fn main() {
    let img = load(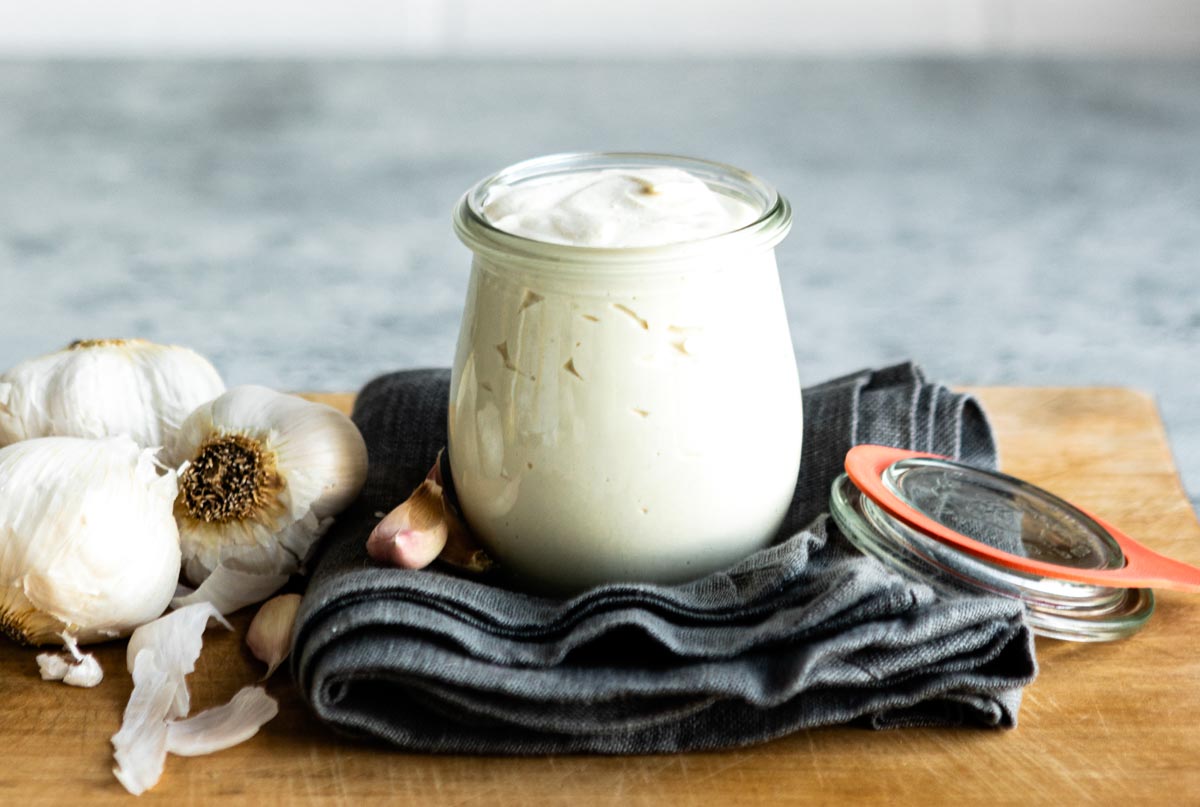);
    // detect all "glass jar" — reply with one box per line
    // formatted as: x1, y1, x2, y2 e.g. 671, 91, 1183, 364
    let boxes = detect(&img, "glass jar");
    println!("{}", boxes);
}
449, 153, 800, 592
